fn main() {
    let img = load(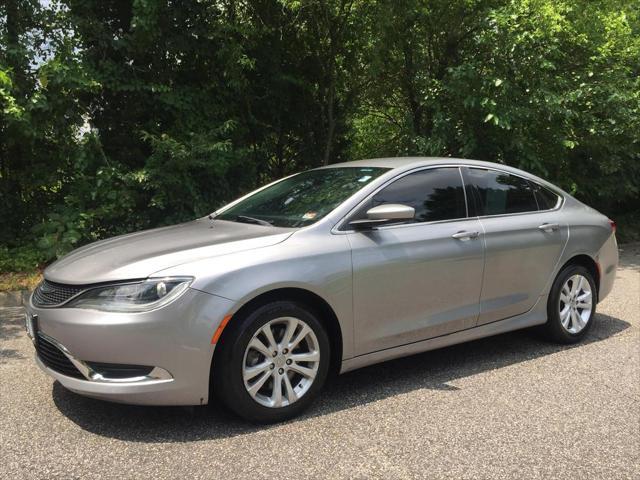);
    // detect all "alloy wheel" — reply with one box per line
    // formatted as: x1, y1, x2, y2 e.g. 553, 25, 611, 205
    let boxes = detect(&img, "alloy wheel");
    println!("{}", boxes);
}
242, 316, 320, 408
558, 274, 593, 334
